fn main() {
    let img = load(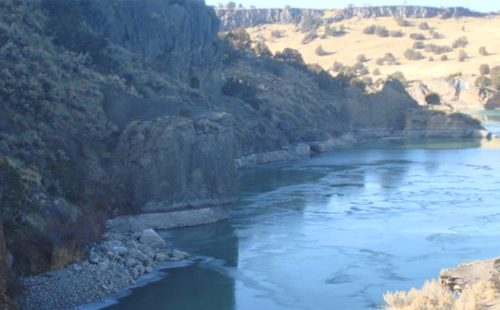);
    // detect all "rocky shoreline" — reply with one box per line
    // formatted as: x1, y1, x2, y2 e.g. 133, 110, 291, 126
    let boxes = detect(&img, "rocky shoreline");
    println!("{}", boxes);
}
17, 224, 189, 310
